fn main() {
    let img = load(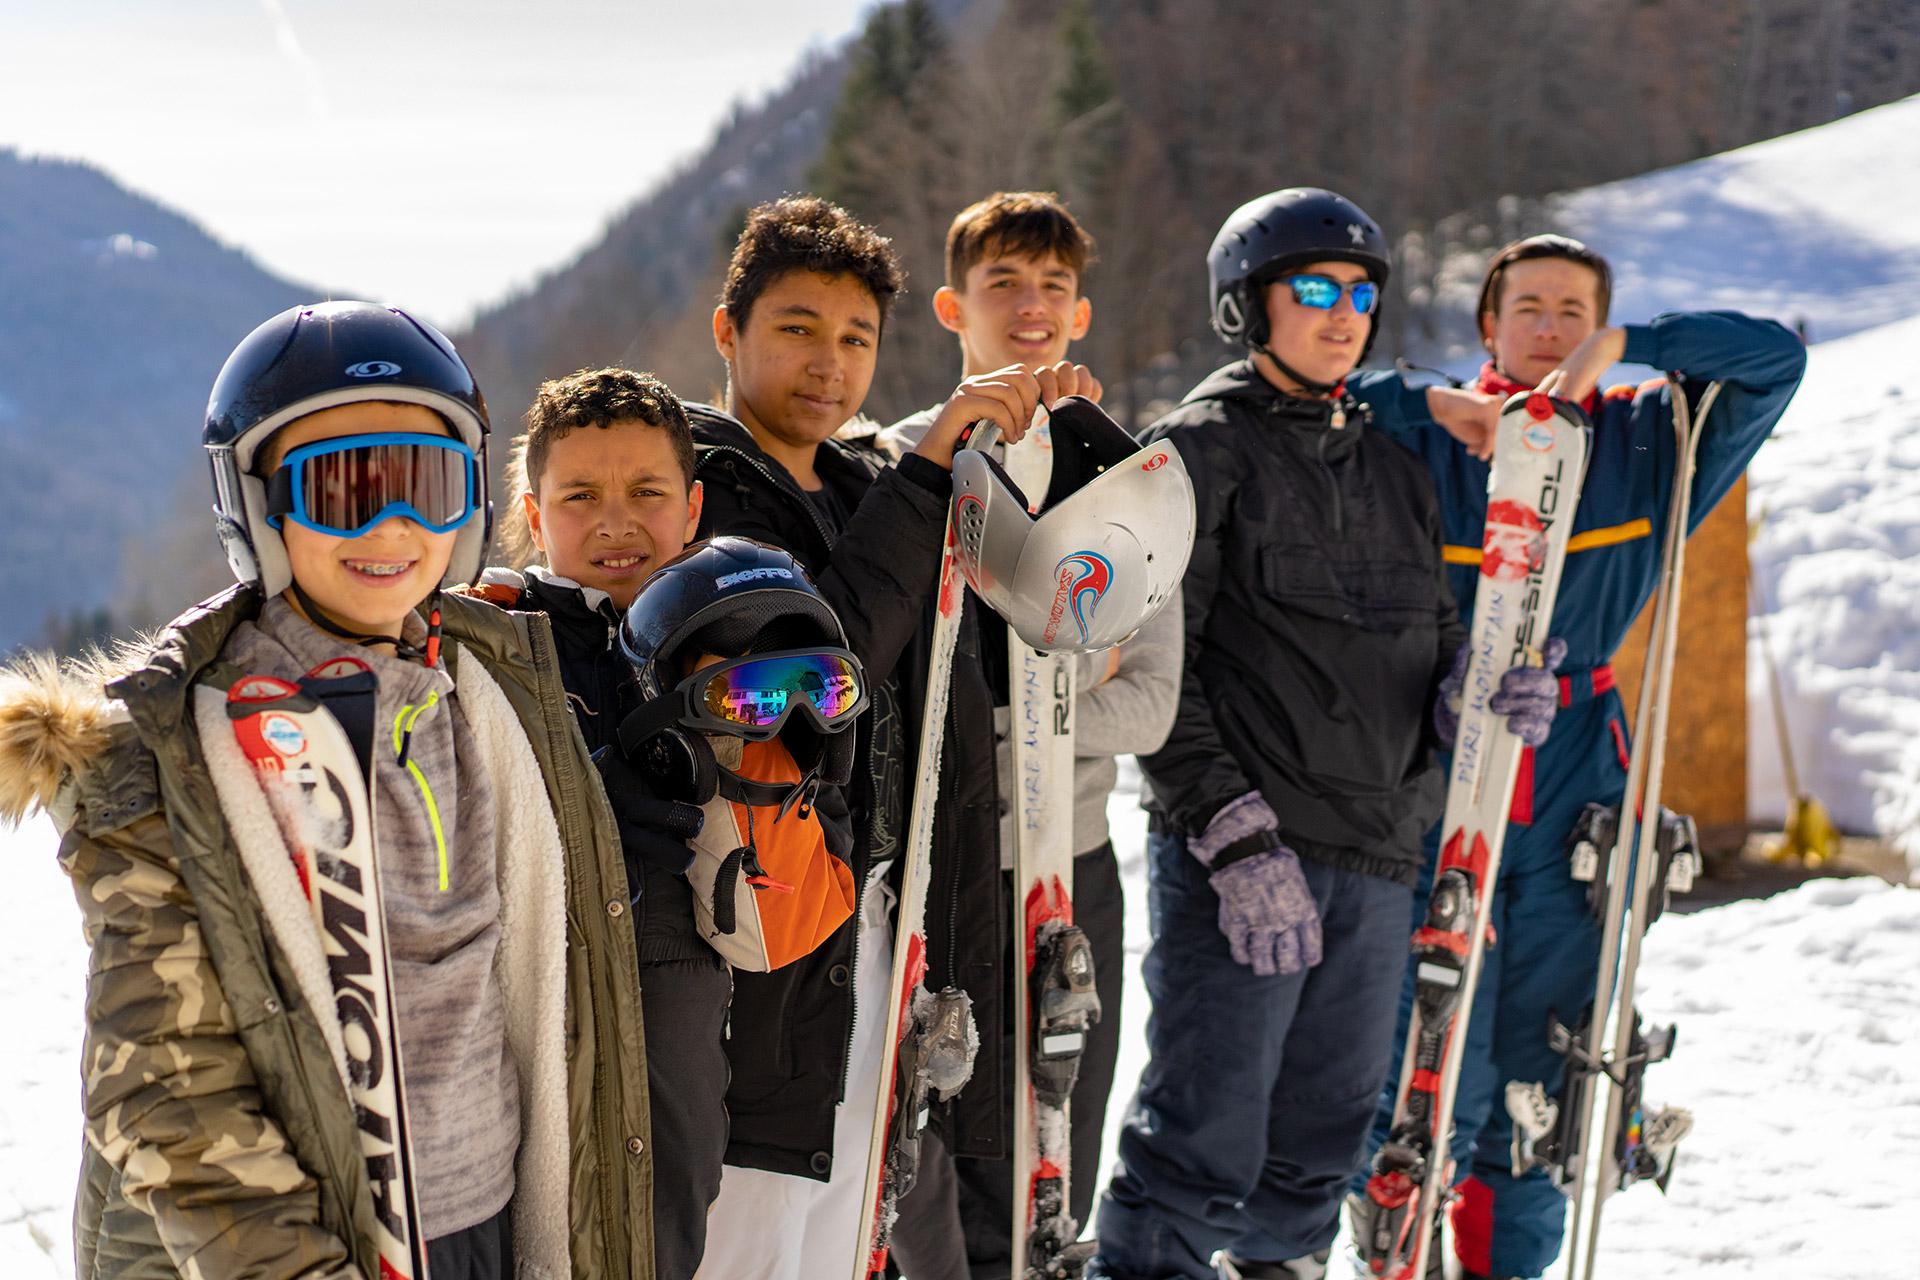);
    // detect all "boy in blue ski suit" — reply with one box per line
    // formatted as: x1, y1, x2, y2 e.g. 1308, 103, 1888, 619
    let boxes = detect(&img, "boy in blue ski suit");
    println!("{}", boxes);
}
1349, 235, 1807, 1280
